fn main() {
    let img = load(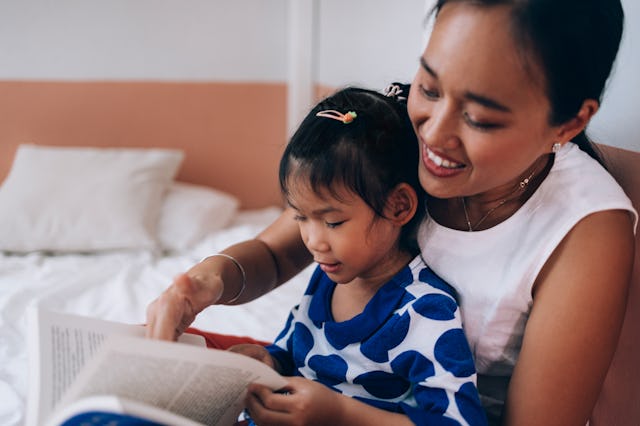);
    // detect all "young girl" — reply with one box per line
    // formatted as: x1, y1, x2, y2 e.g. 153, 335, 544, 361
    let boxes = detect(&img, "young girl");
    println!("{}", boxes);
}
229, 87, 487, 425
